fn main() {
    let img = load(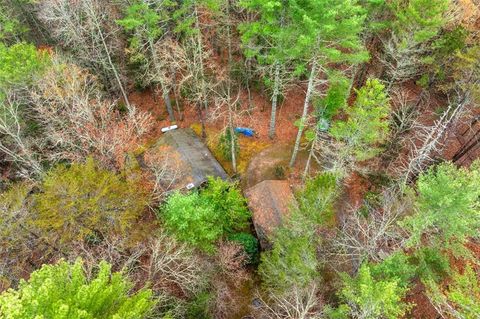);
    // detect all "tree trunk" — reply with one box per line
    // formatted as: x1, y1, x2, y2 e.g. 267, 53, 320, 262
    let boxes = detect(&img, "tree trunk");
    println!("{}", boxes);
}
303, 136, 316, 180
194, 6, 207, 109
246, 59, 254, 114
162, 85, 175, 122
87, 2, 132, 112
170, 64, 184, 121
229, 120, 237, 174
401, 94, 470, 184
194, 5, 208, 137
269, 62, 281, 139
226, 0, 236, 174
290, 61, 317, 167
148, 38, 175, 121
